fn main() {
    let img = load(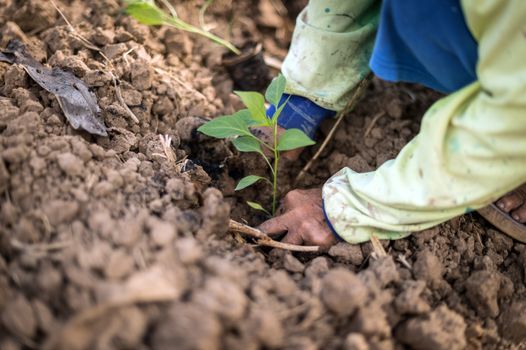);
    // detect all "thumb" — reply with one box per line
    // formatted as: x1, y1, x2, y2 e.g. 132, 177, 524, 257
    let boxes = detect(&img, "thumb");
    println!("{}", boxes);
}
281, 147, 304, 161
281, 229, 304, 245
258, 211, 295, 237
